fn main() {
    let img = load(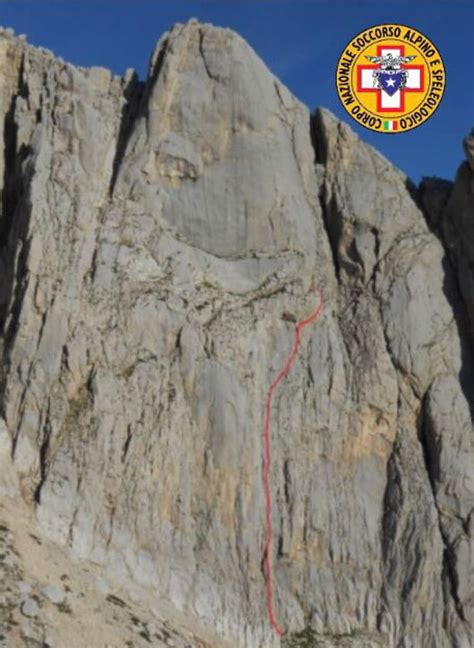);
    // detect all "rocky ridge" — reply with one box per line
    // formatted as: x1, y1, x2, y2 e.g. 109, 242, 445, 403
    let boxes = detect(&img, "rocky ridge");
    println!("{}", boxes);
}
0, 20, 472, 648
